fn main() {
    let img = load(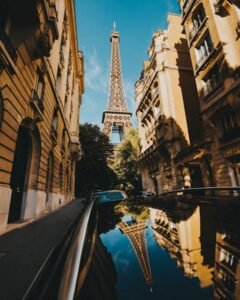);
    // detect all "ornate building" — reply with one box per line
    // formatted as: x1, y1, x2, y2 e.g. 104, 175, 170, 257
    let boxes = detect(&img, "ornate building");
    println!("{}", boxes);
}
0, 0, 84, 229
135, 14, 201, 194
149, 205, 214, 288
102, 25, 132, 144
178, 0, 240, 188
